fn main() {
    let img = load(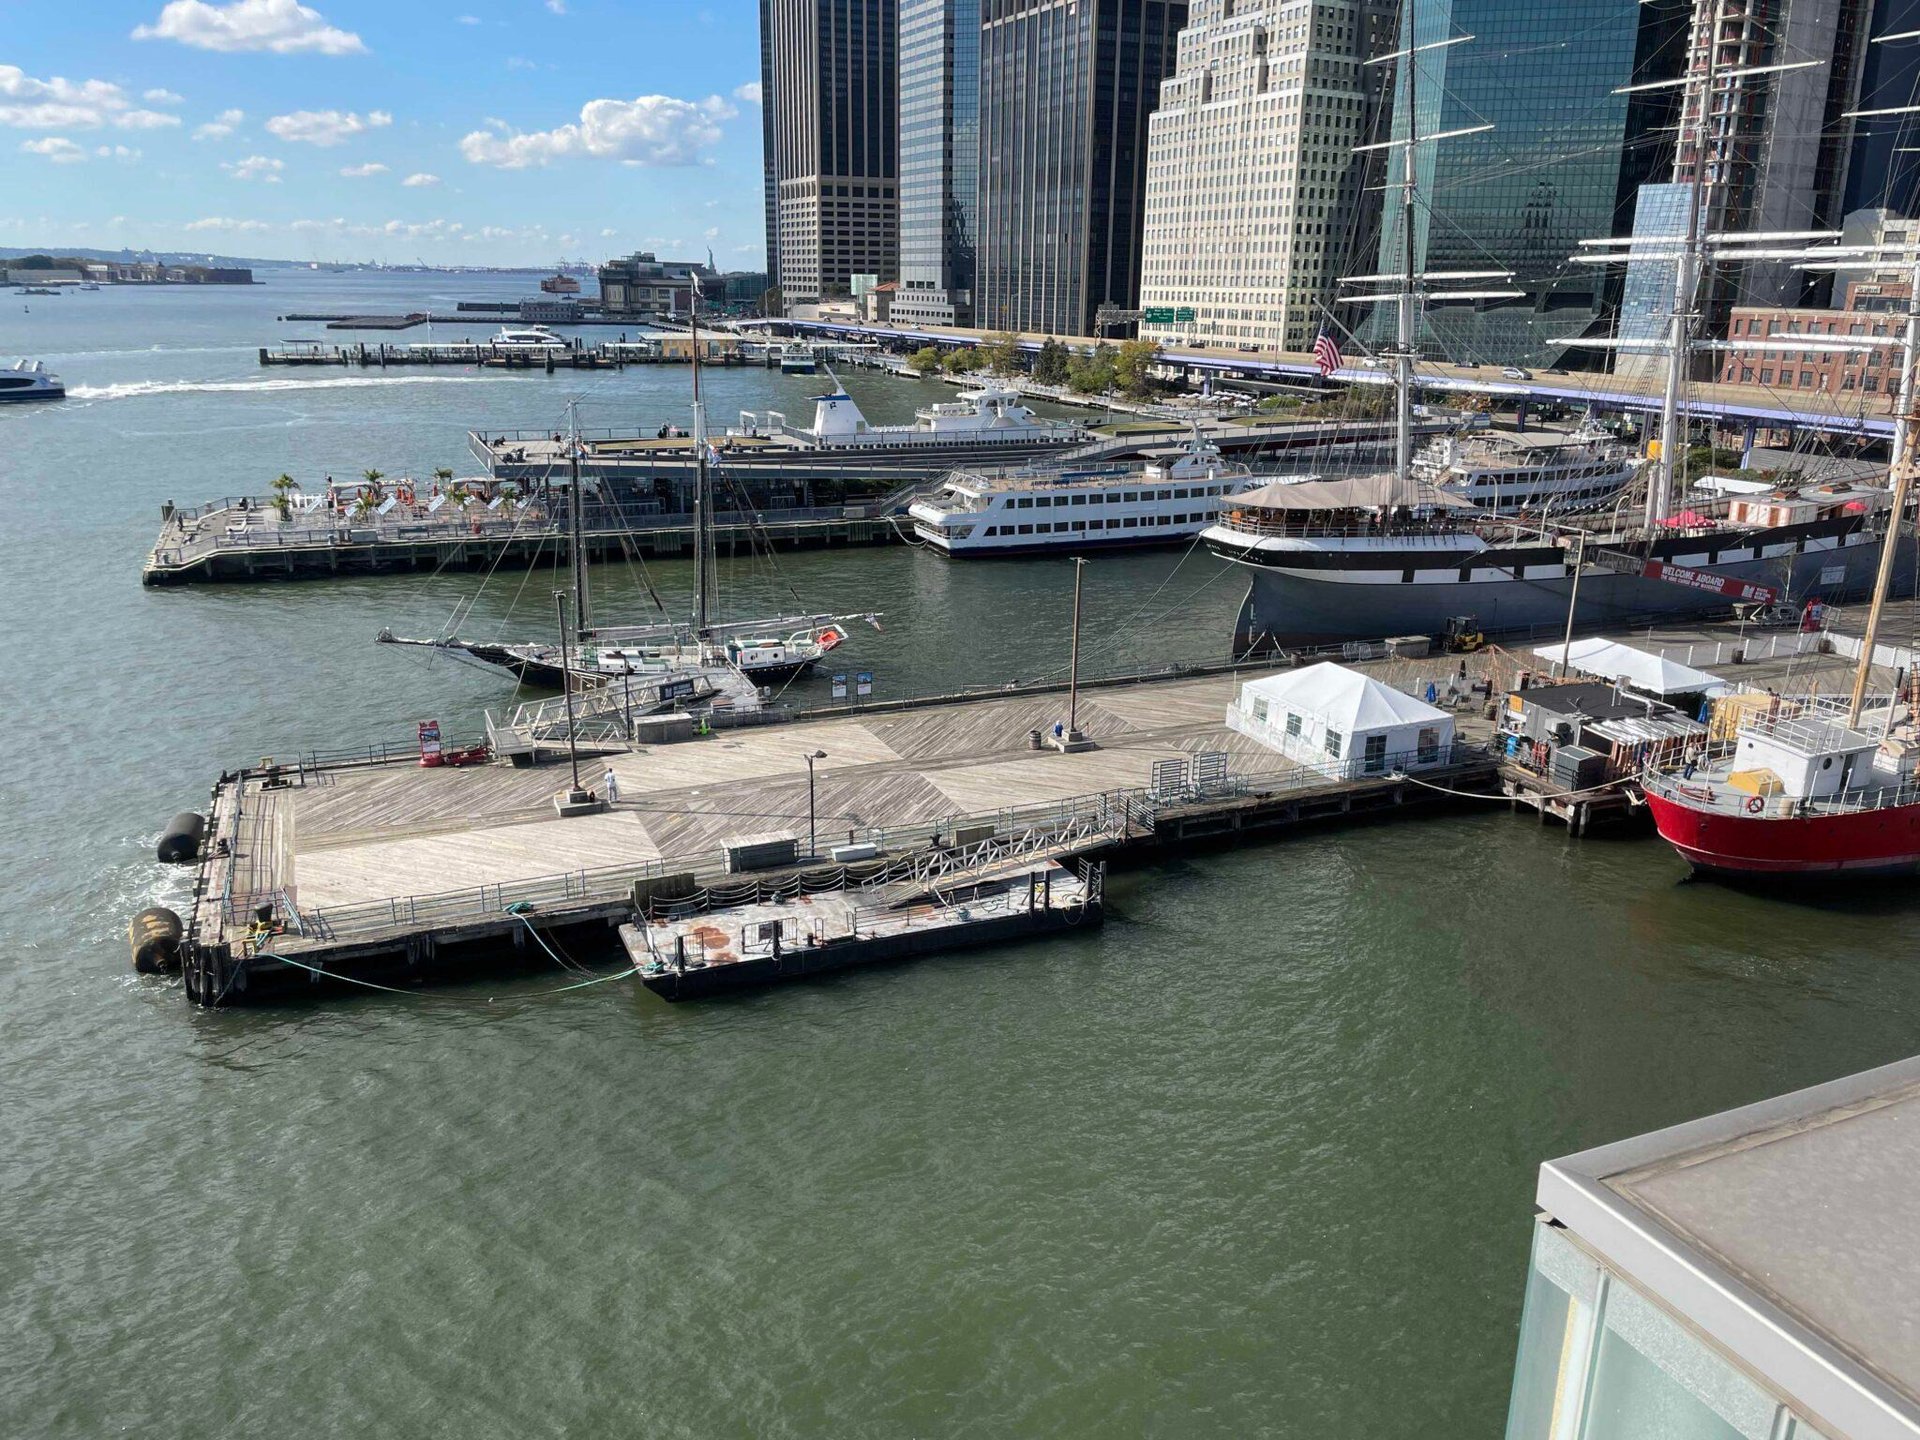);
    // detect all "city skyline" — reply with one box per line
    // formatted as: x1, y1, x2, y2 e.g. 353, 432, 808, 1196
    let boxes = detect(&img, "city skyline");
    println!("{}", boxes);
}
1, 0, 773, 266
